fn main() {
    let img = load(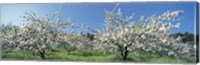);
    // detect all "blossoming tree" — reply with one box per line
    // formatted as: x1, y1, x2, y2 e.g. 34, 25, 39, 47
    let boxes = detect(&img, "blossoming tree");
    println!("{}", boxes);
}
0, 24, 20, 59
93, 8, 192, 61
9, 12, 76, 59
